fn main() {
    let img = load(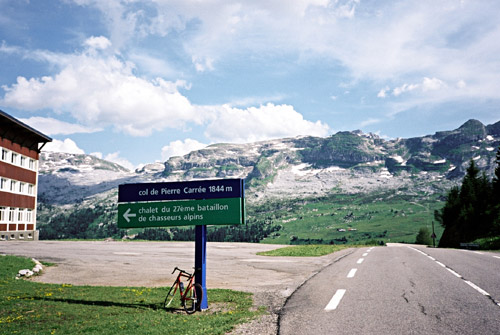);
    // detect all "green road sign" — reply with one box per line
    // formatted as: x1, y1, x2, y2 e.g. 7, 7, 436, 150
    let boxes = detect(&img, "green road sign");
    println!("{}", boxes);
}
117, 197, 244, 228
